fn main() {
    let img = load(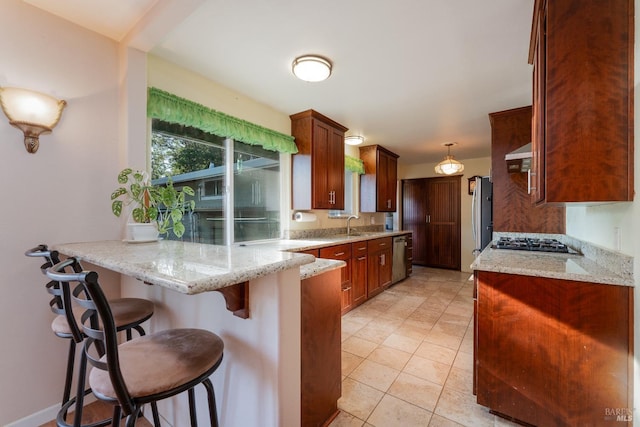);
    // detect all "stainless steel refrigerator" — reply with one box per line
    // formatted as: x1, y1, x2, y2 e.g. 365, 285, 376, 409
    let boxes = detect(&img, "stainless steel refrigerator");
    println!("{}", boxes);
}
472, 176, 493, 256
